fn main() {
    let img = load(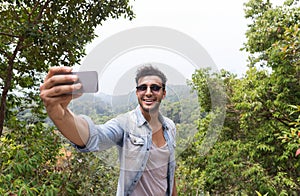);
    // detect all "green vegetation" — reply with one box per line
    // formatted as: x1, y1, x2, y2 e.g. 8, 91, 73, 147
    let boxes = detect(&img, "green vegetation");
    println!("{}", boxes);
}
0, 0, 133, 195
1, 0, 299, 195
177, 0, 300, 195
